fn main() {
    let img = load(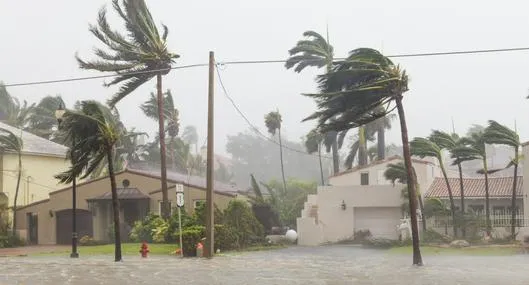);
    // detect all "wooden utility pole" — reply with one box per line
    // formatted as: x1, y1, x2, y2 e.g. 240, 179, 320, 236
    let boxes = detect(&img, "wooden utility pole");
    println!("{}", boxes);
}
204, 51, 215, 258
